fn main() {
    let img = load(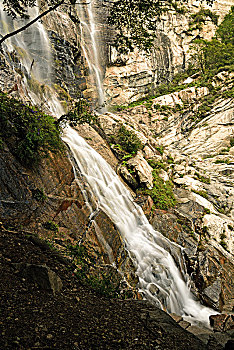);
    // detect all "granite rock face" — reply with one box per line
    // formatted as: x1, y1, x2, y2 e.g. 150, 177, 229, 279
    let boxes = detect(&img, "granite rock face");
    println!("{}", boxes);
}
79, 71, 234, 313
0, 141, 136, 286
103, 0, 233, 106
